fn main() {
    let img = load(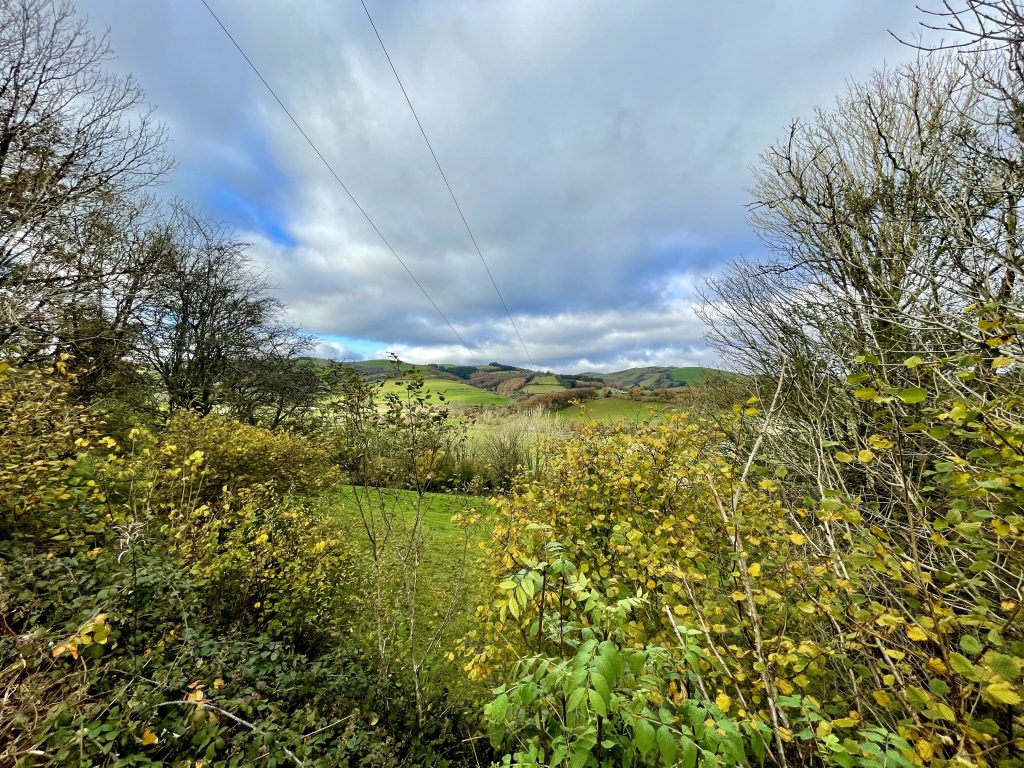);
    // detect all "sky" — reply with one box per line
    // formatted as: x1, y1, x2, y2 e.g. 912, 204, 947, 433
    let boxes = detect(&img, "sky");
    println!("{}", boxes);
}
82, 0, 923, 372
